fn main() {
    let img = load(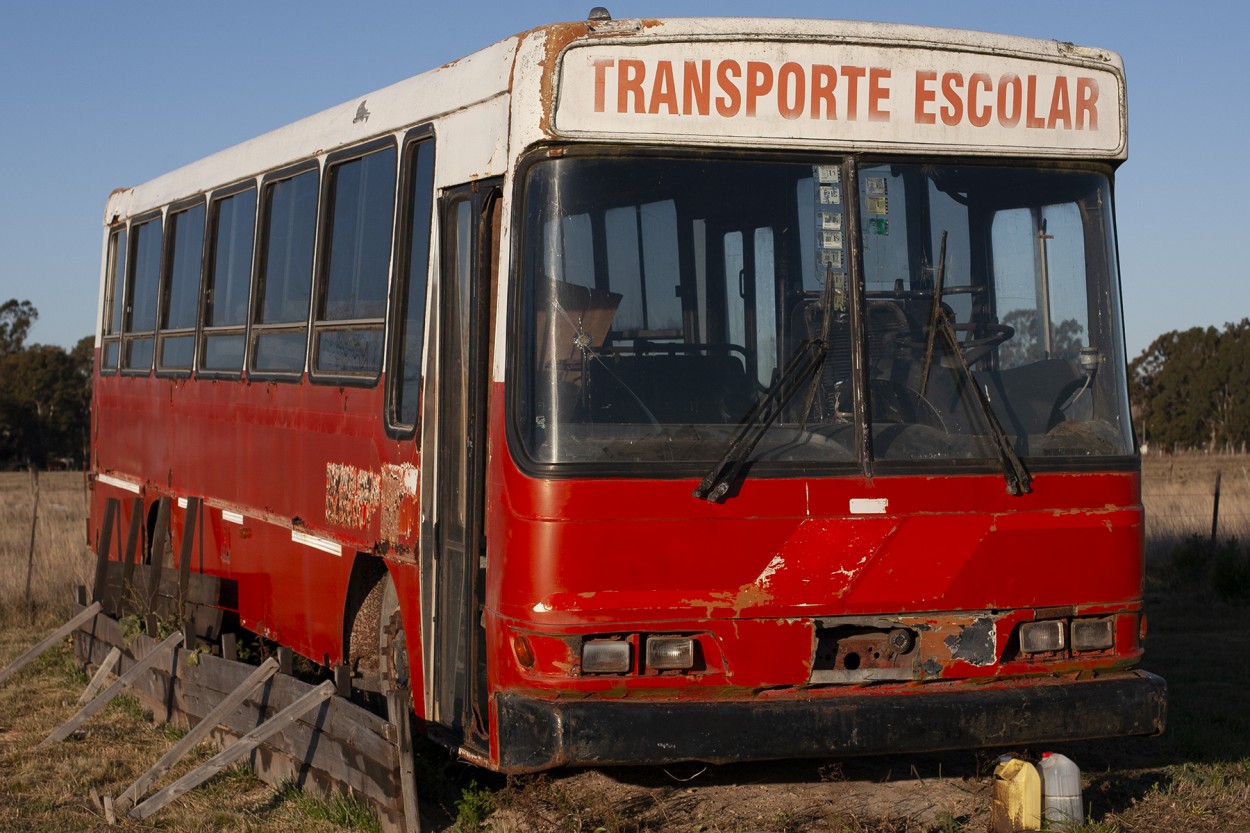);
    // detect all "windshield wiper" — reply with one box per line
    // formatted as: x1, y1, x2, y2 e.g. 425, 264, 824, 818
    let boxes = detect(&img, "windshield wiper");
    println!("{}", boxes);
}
926, 231, 1032, 496
692, 271, 838, 503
